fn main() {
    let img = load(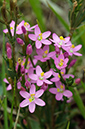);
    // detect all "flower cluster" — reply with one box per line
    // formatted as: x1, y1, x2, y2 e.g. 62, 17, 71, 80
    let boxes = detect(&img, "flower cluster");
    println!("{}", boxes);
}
3, 20, 82, 113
